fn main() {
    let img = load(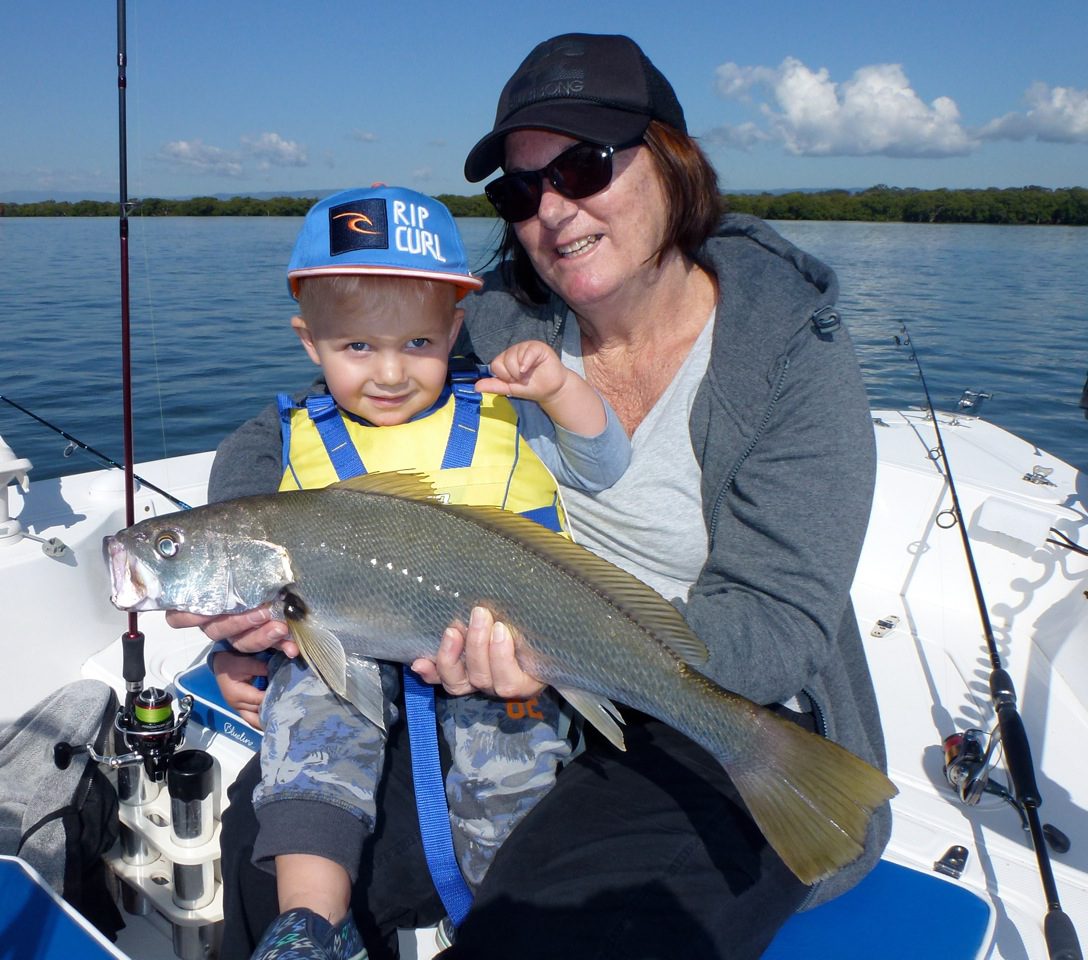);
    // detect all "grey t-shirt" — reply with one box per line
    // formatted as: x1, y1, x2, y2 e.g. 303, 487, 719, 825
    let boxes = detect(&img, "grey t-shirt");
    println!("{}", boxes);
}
557, 313, 714, 602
